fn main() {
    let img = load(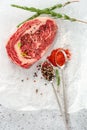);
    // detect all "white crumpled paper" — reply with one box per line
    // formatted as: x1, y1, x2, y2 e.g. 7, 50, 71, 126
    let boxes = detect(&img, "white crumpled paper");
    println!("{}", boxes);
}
0, 0, 87, 113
